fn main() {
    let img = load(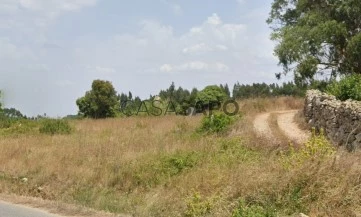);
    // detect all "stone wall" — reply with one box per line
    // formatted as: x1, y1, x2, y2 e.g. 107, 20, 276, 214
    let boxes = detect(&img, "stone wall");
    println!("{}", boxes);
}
304, 90, 361, 151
